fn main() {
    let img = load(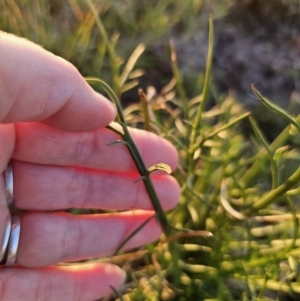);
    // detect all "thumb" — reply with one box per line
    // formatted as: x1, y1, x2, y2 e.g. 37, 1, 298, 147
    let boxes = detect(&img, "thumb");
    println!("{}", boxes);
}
0, 31, 117, 131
